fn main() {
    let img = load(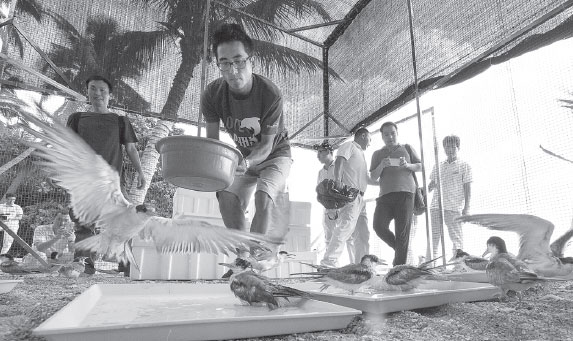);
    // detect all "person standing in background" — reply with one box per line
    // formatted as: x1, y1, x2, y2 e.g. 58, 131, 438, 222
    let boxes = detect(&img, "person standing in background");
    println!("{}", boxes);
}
0, 193, 23, 254
370, 122, 422, 266
67, 75, 146, 275
429, 135, 472, 258
321, 128, 374, 267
